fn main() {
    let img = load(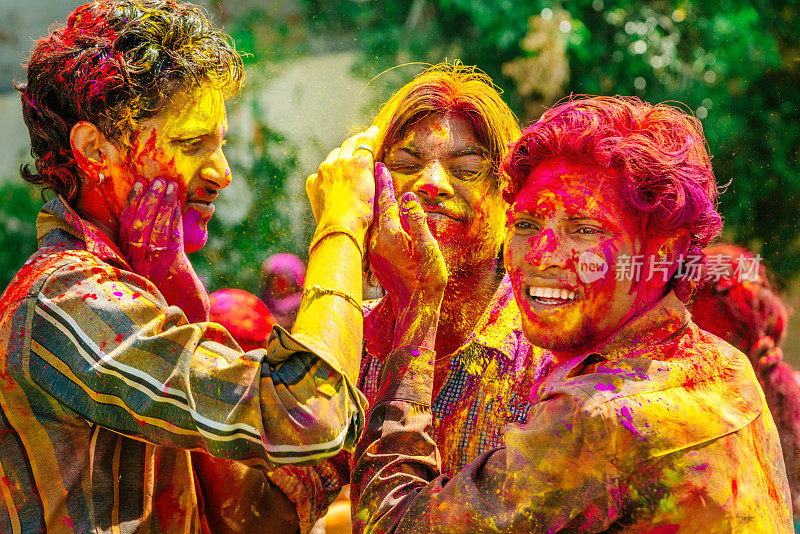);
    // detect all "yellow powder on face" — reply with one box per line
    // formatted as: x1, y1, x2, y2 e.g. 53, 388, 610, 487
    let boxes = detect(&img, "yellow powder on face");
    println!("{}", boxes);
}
124, 81, 228, 198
